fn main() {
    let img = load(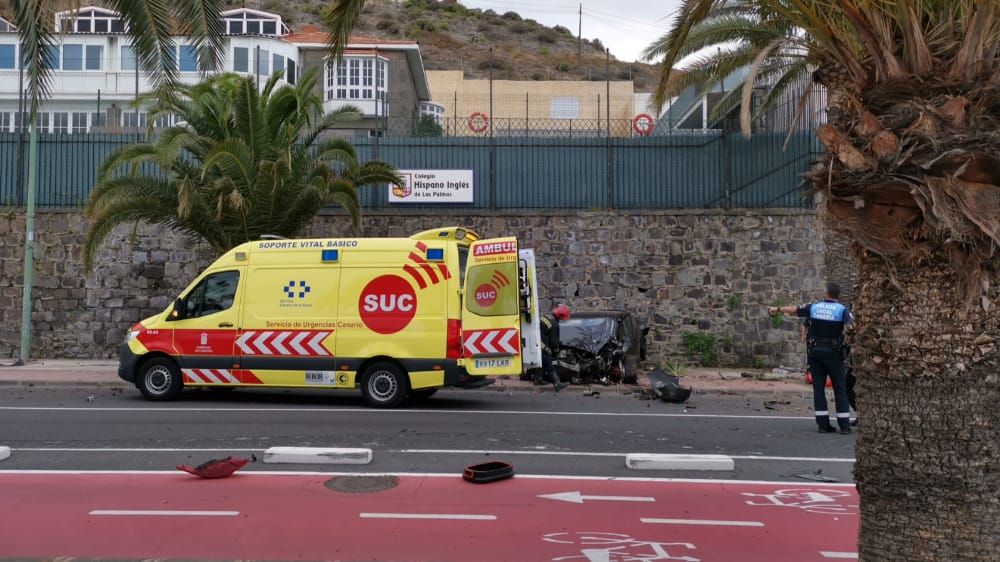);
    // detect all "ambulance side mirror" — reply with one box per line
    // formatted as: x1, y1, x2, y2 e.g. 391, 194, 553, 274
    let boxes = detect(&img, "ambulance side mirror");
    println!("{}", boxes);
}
170, 297, 187, 321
